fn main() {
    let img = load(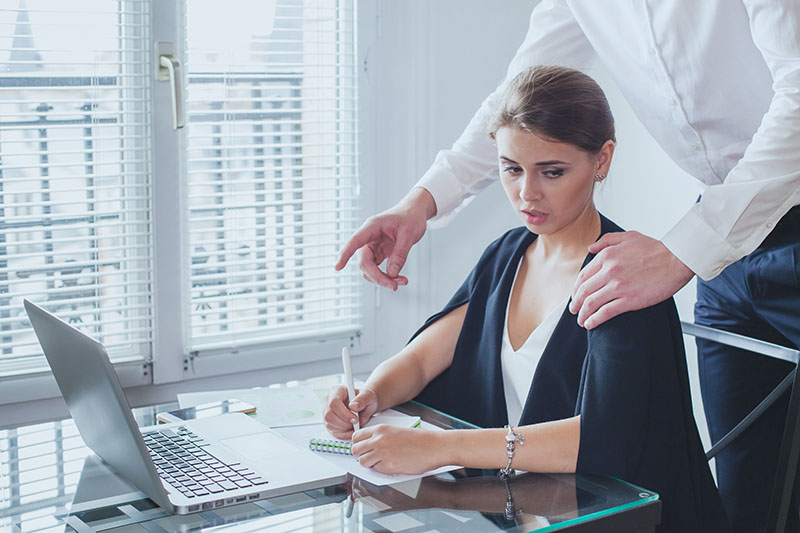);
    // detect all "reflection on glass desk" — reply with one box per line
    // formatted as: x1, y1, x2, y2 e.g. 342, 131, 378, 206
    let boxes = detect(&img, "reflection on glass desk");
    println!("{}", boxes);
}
0, 379, 661, 532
